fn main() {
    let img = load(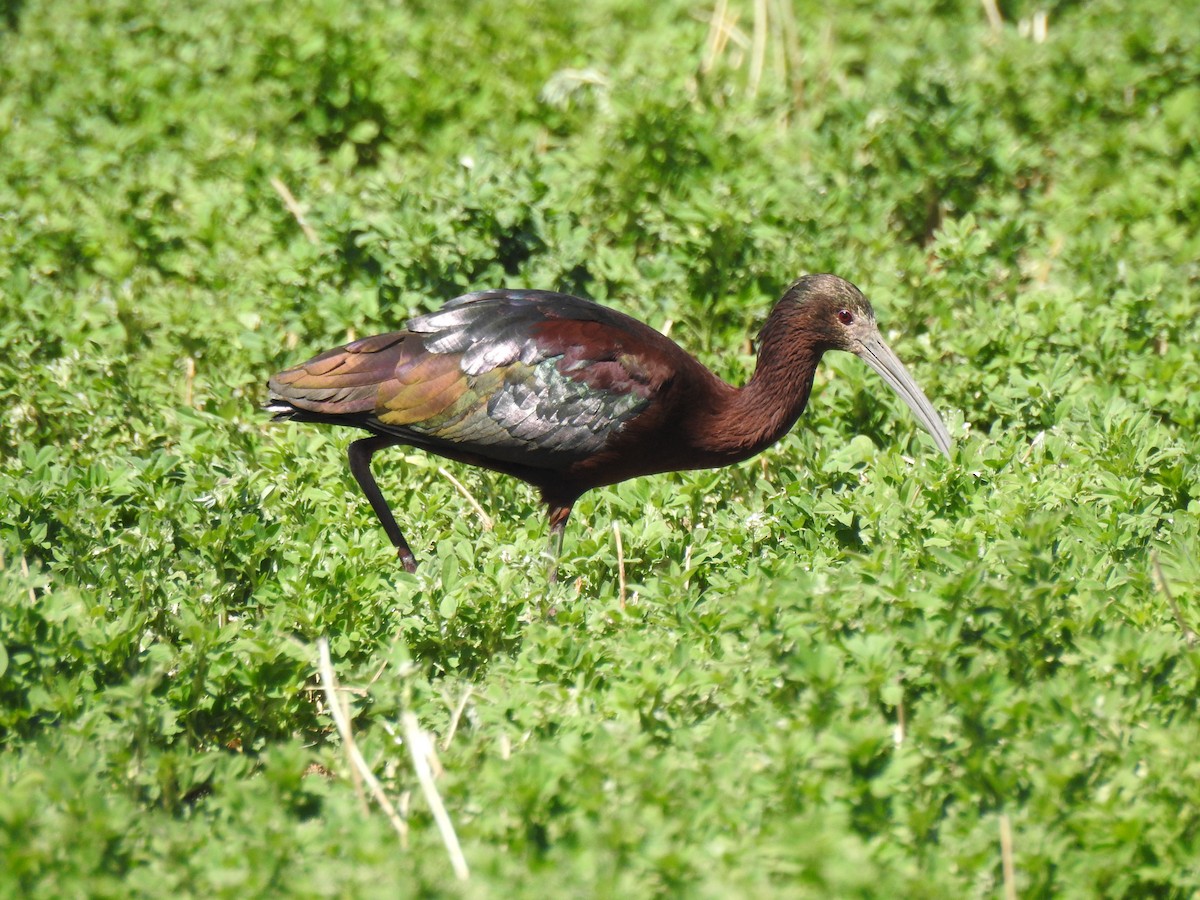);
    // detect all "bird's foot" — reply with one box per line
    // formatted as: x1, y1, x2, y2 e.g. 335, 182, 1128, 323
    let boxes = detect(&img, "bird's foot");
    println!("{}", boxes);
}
398, 549, 418, 574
